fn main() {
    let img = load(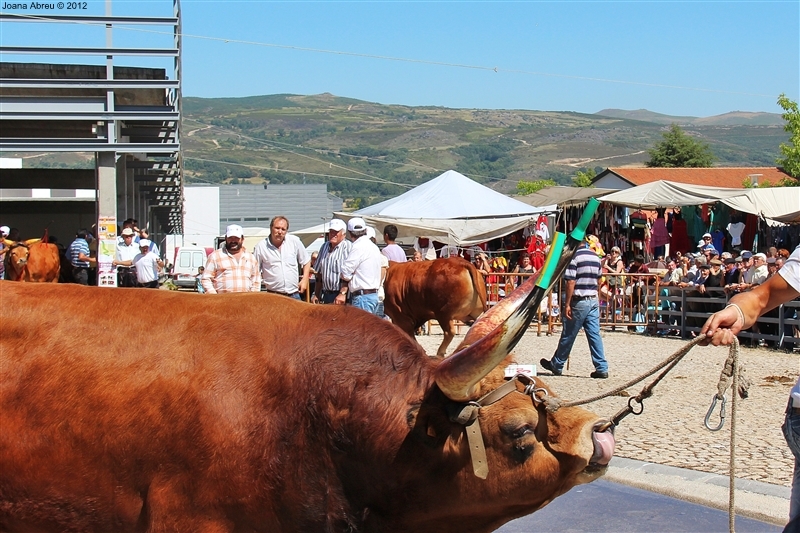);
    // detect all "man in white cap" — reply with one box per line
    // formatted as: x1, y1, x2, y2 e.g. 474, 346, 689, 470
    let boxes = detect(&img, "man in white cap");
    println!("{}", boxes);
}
336, 217, 383, 314
202, 224, 260, 294
112, 227, 140, 287
311, 219, 352, 304
132, 239, 164, 288
253, 215, 311, 300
